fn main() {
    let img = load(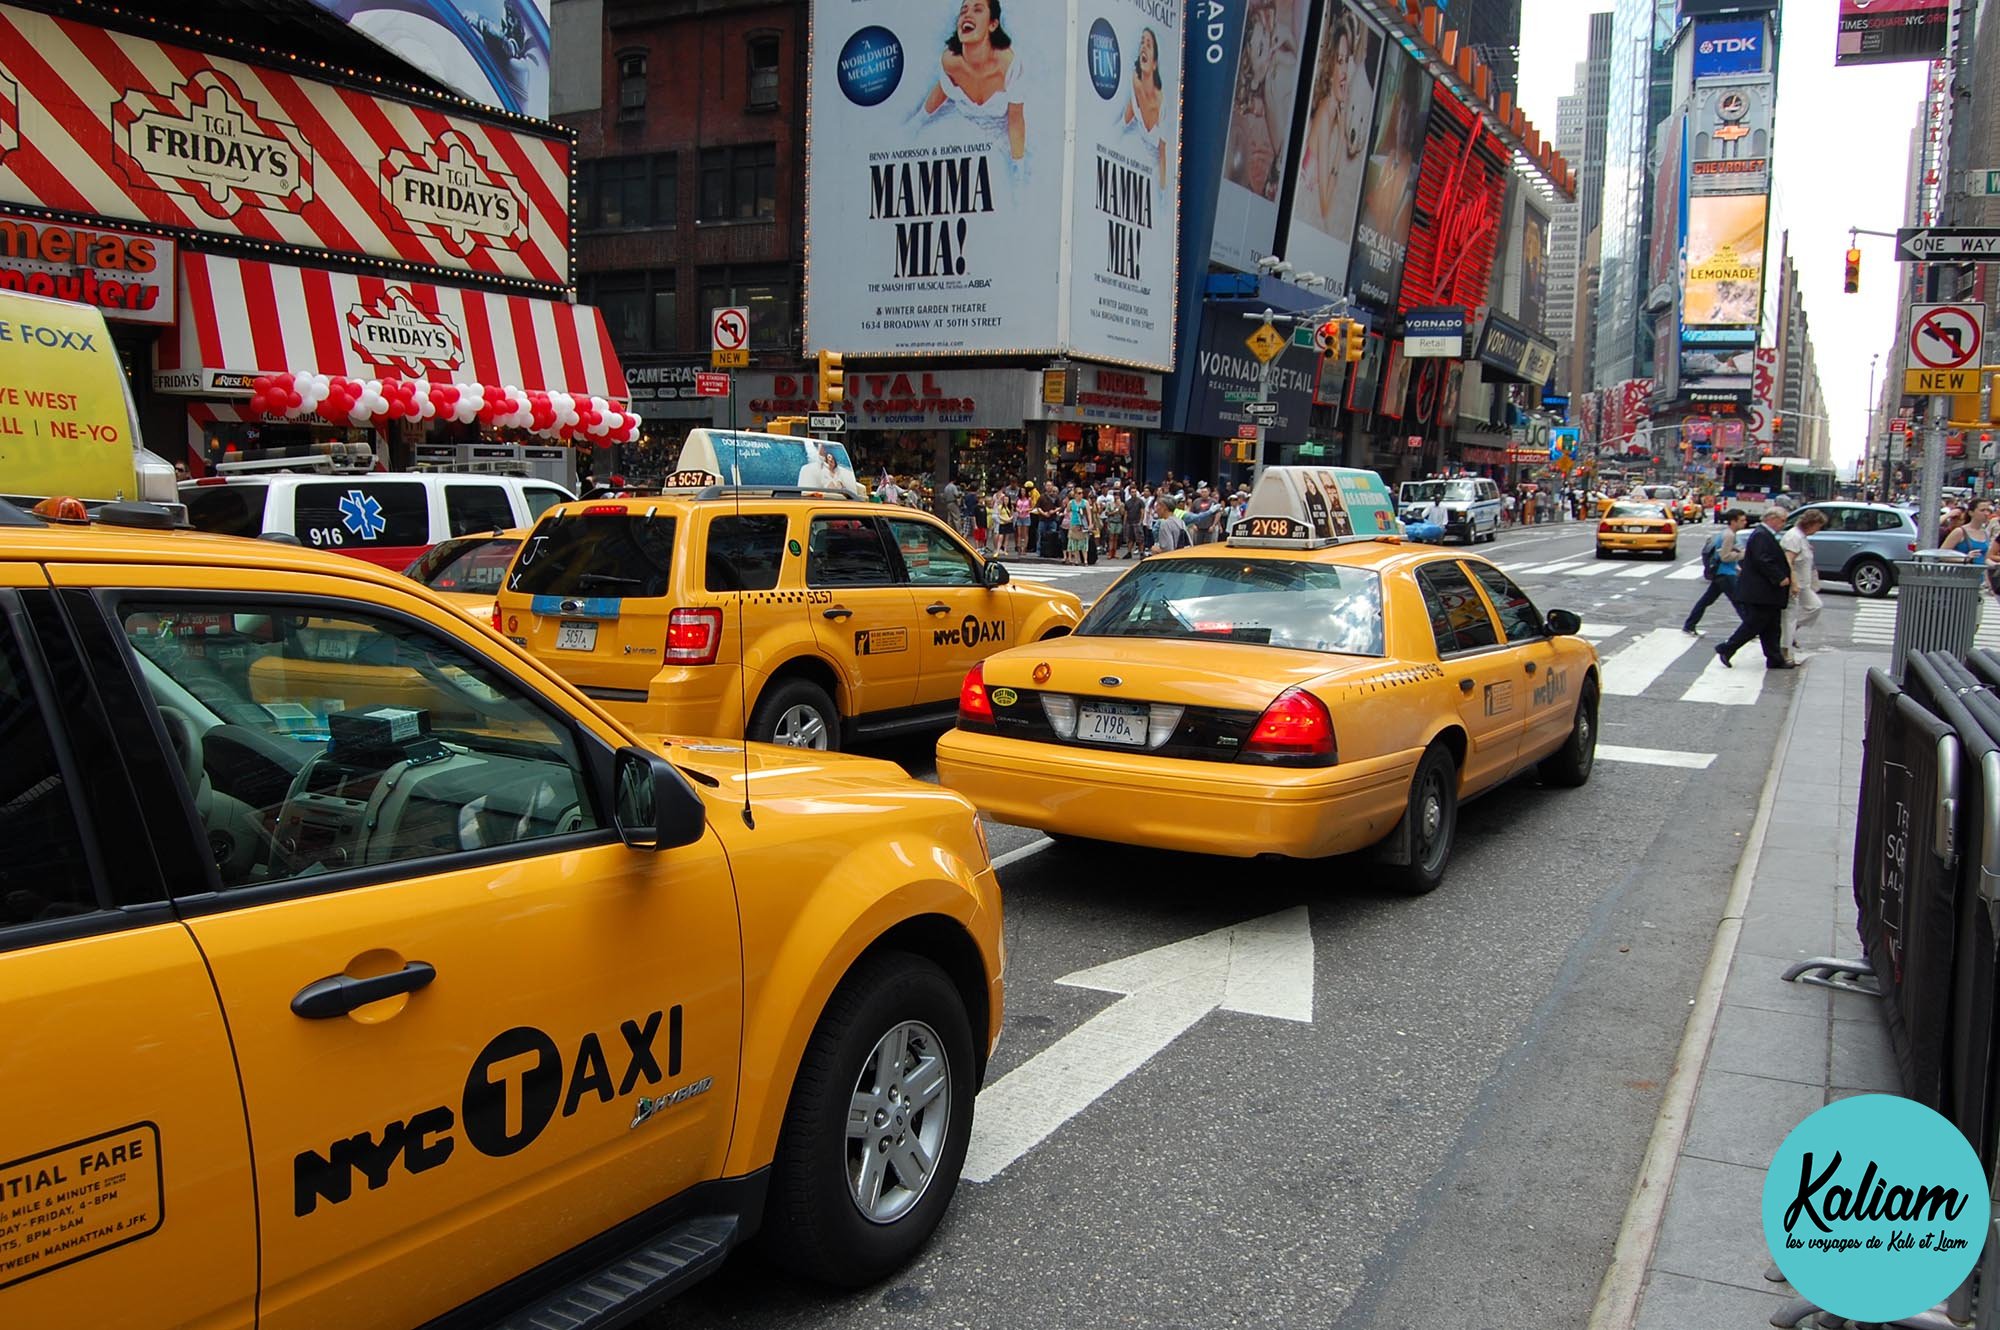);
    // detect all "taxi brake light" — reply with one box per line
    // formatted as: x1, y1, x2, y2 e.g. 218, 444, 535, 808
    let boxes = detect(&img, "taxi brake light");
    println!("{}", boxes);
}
584, 504, 626, 516
1241, 687, 1335, 766
194, 476, 230, 486
664, 607, 723, 664
959, 662, 994, 726
491, 605, 503, 634
1597, 520, 1611, 535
